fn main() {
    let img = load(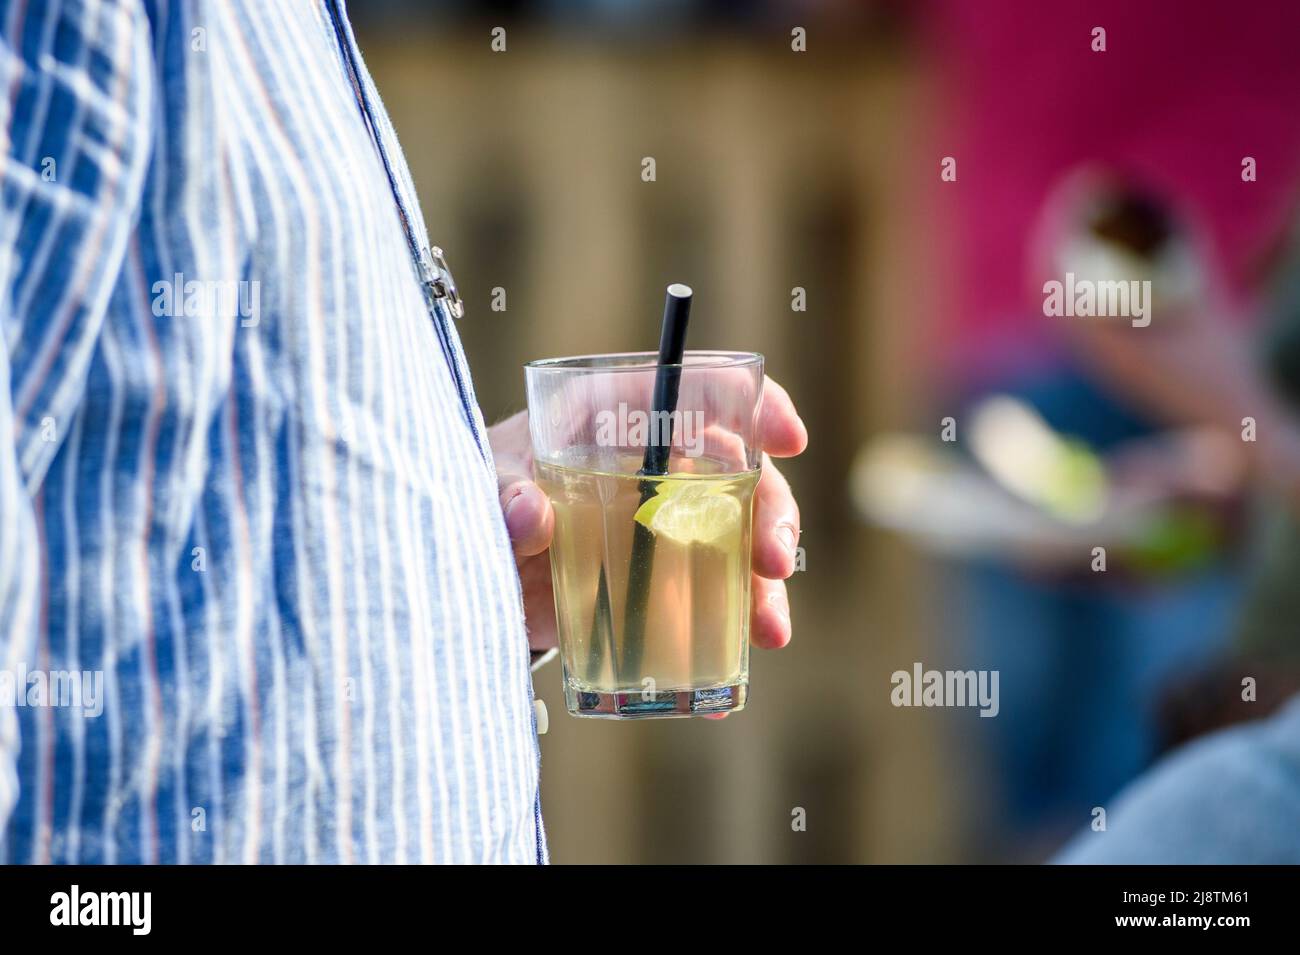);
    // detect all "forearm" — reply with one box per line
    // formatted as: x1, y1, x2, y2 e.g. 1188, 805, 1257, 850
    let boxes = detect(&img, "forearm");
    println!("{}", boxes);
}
1071, 308, 1300, 498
